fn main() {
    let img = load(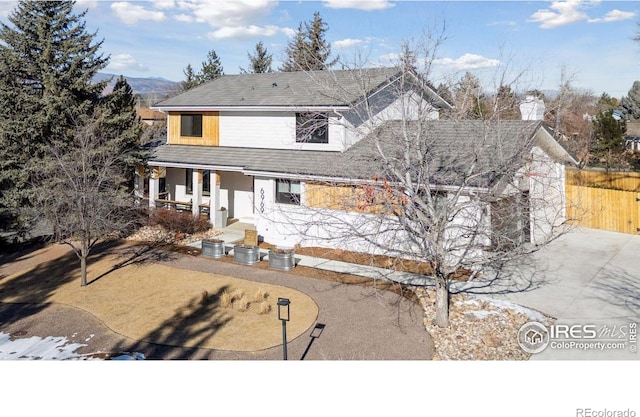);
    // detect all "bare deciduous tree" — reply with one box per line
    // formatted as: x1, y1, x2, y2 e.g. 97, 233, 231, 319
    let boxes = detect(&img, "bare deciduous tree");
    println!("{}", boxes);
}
262, 35, 575, 327
32, 113, 138, 286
